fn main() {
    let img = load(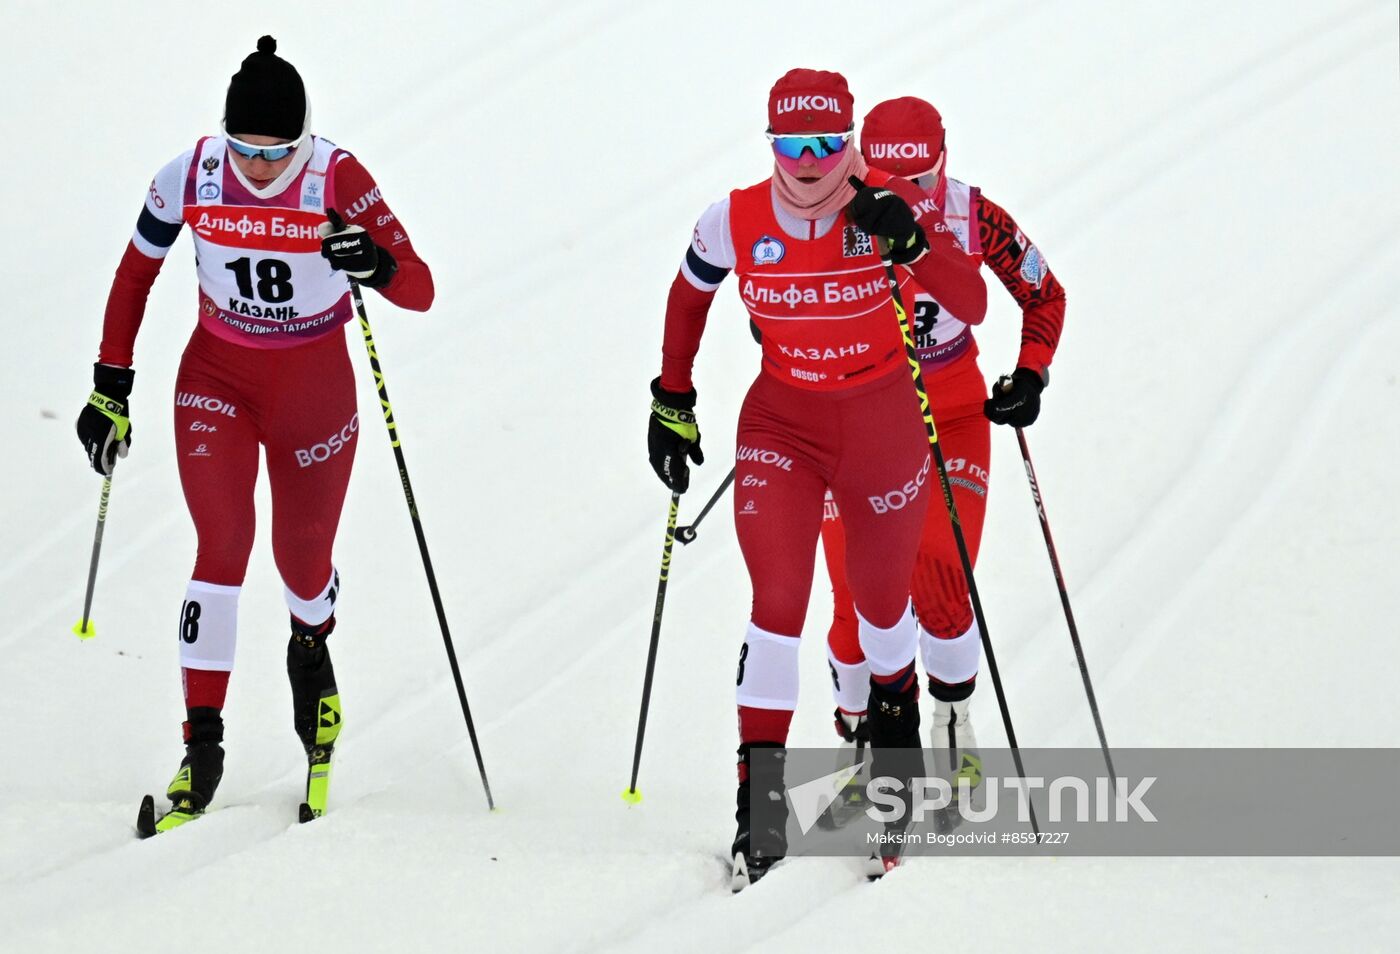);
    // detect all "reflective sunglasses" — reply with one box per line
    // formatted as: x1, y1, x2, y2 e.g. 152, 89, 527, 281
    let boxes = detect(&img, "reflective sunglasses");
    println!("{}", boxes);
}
765, 130, 853, 160
225, 132, 306, 162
